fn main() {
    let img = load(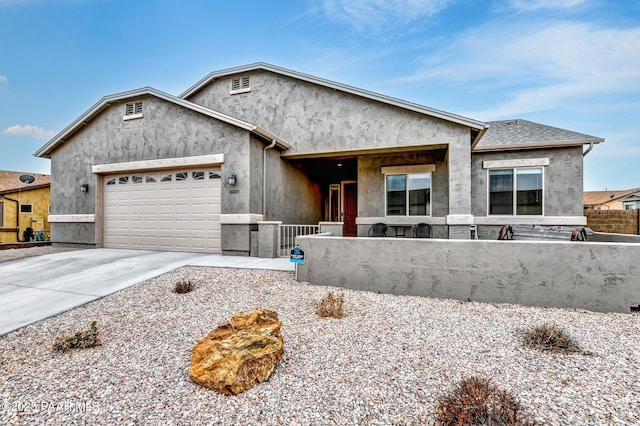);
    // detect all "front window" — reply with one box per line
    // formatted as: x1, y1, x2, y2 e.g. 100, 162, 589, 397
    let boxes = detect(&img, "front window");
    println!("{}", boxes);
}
386, 172, 431, 216
624, 202, 635, 211
20, 204, 33, 214
489, 167, 543, 215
